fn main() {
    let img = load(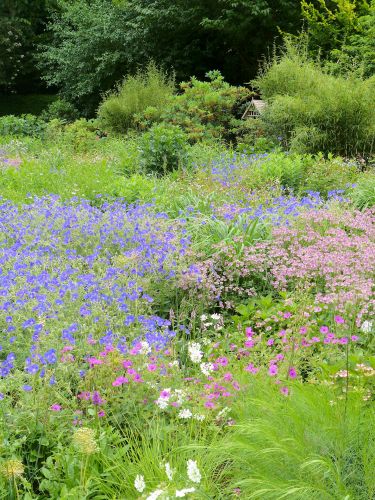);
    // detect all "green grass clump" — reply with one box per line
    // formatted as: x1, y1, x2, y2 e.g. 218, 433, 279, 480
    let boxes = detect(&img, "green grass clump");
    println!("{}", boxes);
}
209, 380, 375, 499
